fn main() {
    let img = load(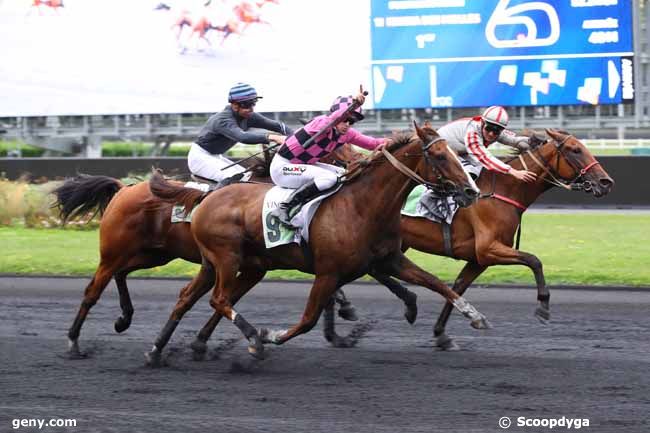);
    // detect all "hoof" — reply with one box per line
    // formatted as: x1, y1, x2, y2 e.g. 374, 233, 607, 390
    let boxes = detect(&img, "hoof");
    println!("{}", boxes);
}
535, 306, 551, 323
190, 339, 208, 361
338, 305, 359, 322
471, 315, 492, 330
436, 334, 461, 351
114, 316, 132, 333
247, 335, 265, 360
144, 348, 163, 368
67, 339, 88, 359
259, 328, 286, 345
330, 335, 357, 348
404, 304, 418, 325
